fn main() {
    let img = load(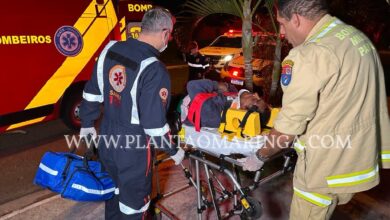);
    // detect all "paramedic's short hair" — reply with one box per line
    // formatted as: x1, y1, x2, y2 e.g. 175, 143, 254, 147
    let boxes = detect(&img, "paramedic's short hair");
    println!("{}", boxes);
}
141, 8, 173, 33
278, 0, 328, 20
